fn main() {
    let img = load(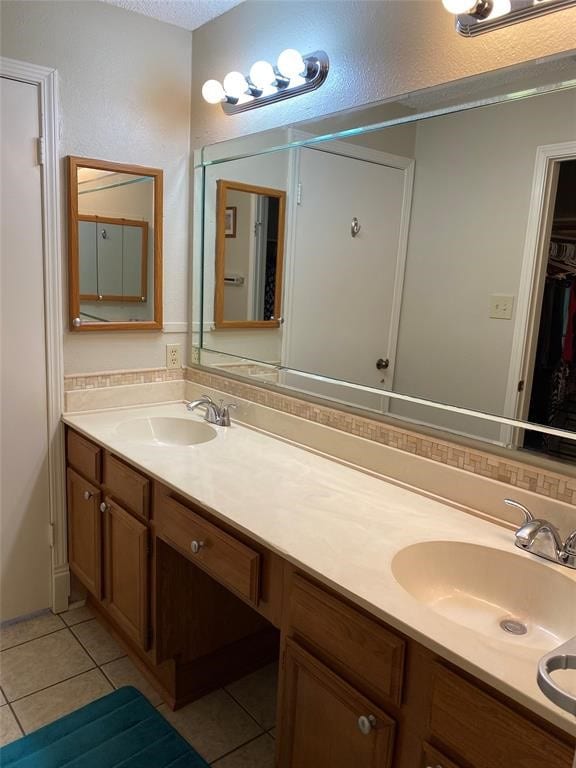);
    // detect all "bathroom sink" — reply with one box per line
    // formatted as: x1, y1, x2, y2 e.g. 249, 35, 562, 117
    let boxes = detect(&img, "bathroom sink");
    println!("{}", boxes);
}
115, 417, 217, 446
391, 541, 576, 648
